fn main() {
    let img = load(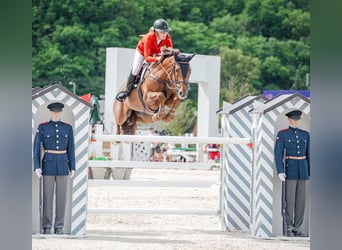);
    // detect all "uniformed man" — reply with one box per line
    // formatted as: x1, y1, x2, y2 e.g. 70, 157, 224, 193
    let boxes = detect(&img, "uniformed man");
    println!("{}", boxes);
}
33, 102, 76, 235
274, 109, 310, 237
